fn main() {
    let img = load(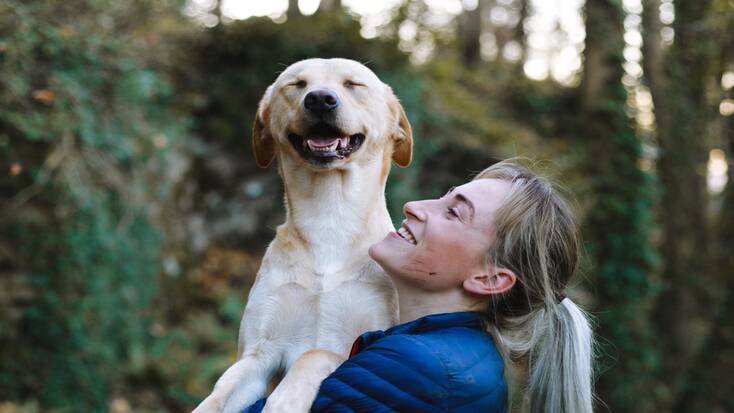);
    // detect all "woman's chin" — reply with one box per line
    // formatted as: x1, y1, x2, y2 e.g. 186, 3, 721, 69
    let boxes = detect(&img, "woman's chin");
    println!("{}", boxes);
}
367, 243, 380, 261
369, 233, 405, 270
368, 233, 392, 262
